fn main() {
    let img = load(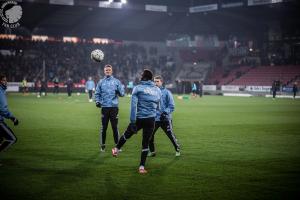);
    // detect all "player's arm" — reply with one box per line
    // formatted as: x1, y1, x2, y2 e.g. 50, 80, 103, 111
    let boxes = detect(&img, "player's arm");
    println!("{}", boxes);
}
85, 81, 88, 93
92, 81, 95, 91
164, 90, 175, 114
116, 80, 125, 97
130, 87, 138, 123
94, 81, 102, 106
0, 102, 13, 119
0, 96, 18, 125
156, 88, 162, 112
